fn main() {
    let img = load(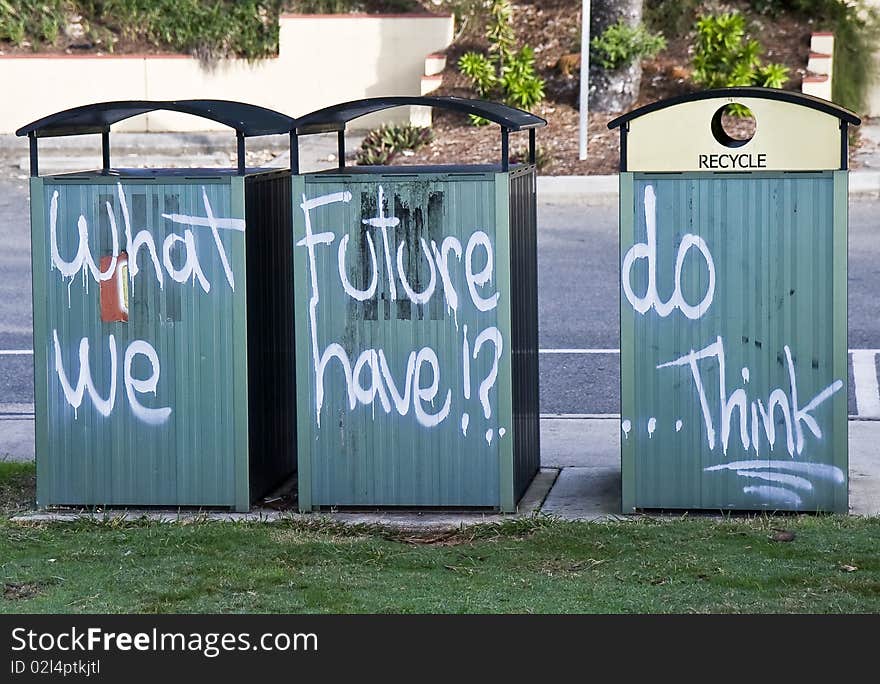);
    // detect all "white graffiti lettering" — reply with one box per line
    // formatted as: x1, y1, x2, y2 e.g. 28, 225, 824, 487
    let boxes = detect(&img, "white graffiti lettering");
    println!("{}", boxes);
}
657, 336, 843, 457
53, 329, 170, 424
622, 185, 715, 319
298, 185, 505, 437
